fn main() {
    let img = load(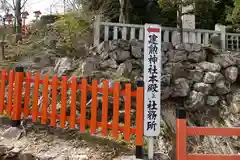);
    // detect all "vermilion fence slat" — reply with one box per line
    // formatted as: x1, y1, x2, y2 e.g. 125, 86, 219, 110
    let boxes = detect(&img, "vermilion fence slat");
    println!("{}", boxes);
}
7, 70, 14, 115
124, 84, 131, 141
90, 80, 98, 134
41, 75, 49, 124
32, 72, 40, 122
12, 69, 24, 120
70, 76, 77, 129
136, 85, 144, 146
112, 82, 120, 138
60, 76, 68, 128
50, 76, 58, 127
101, 80, 109, 136
80, 78, 87, 132
0, 69, 6, 114
23, 72, 31, 118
